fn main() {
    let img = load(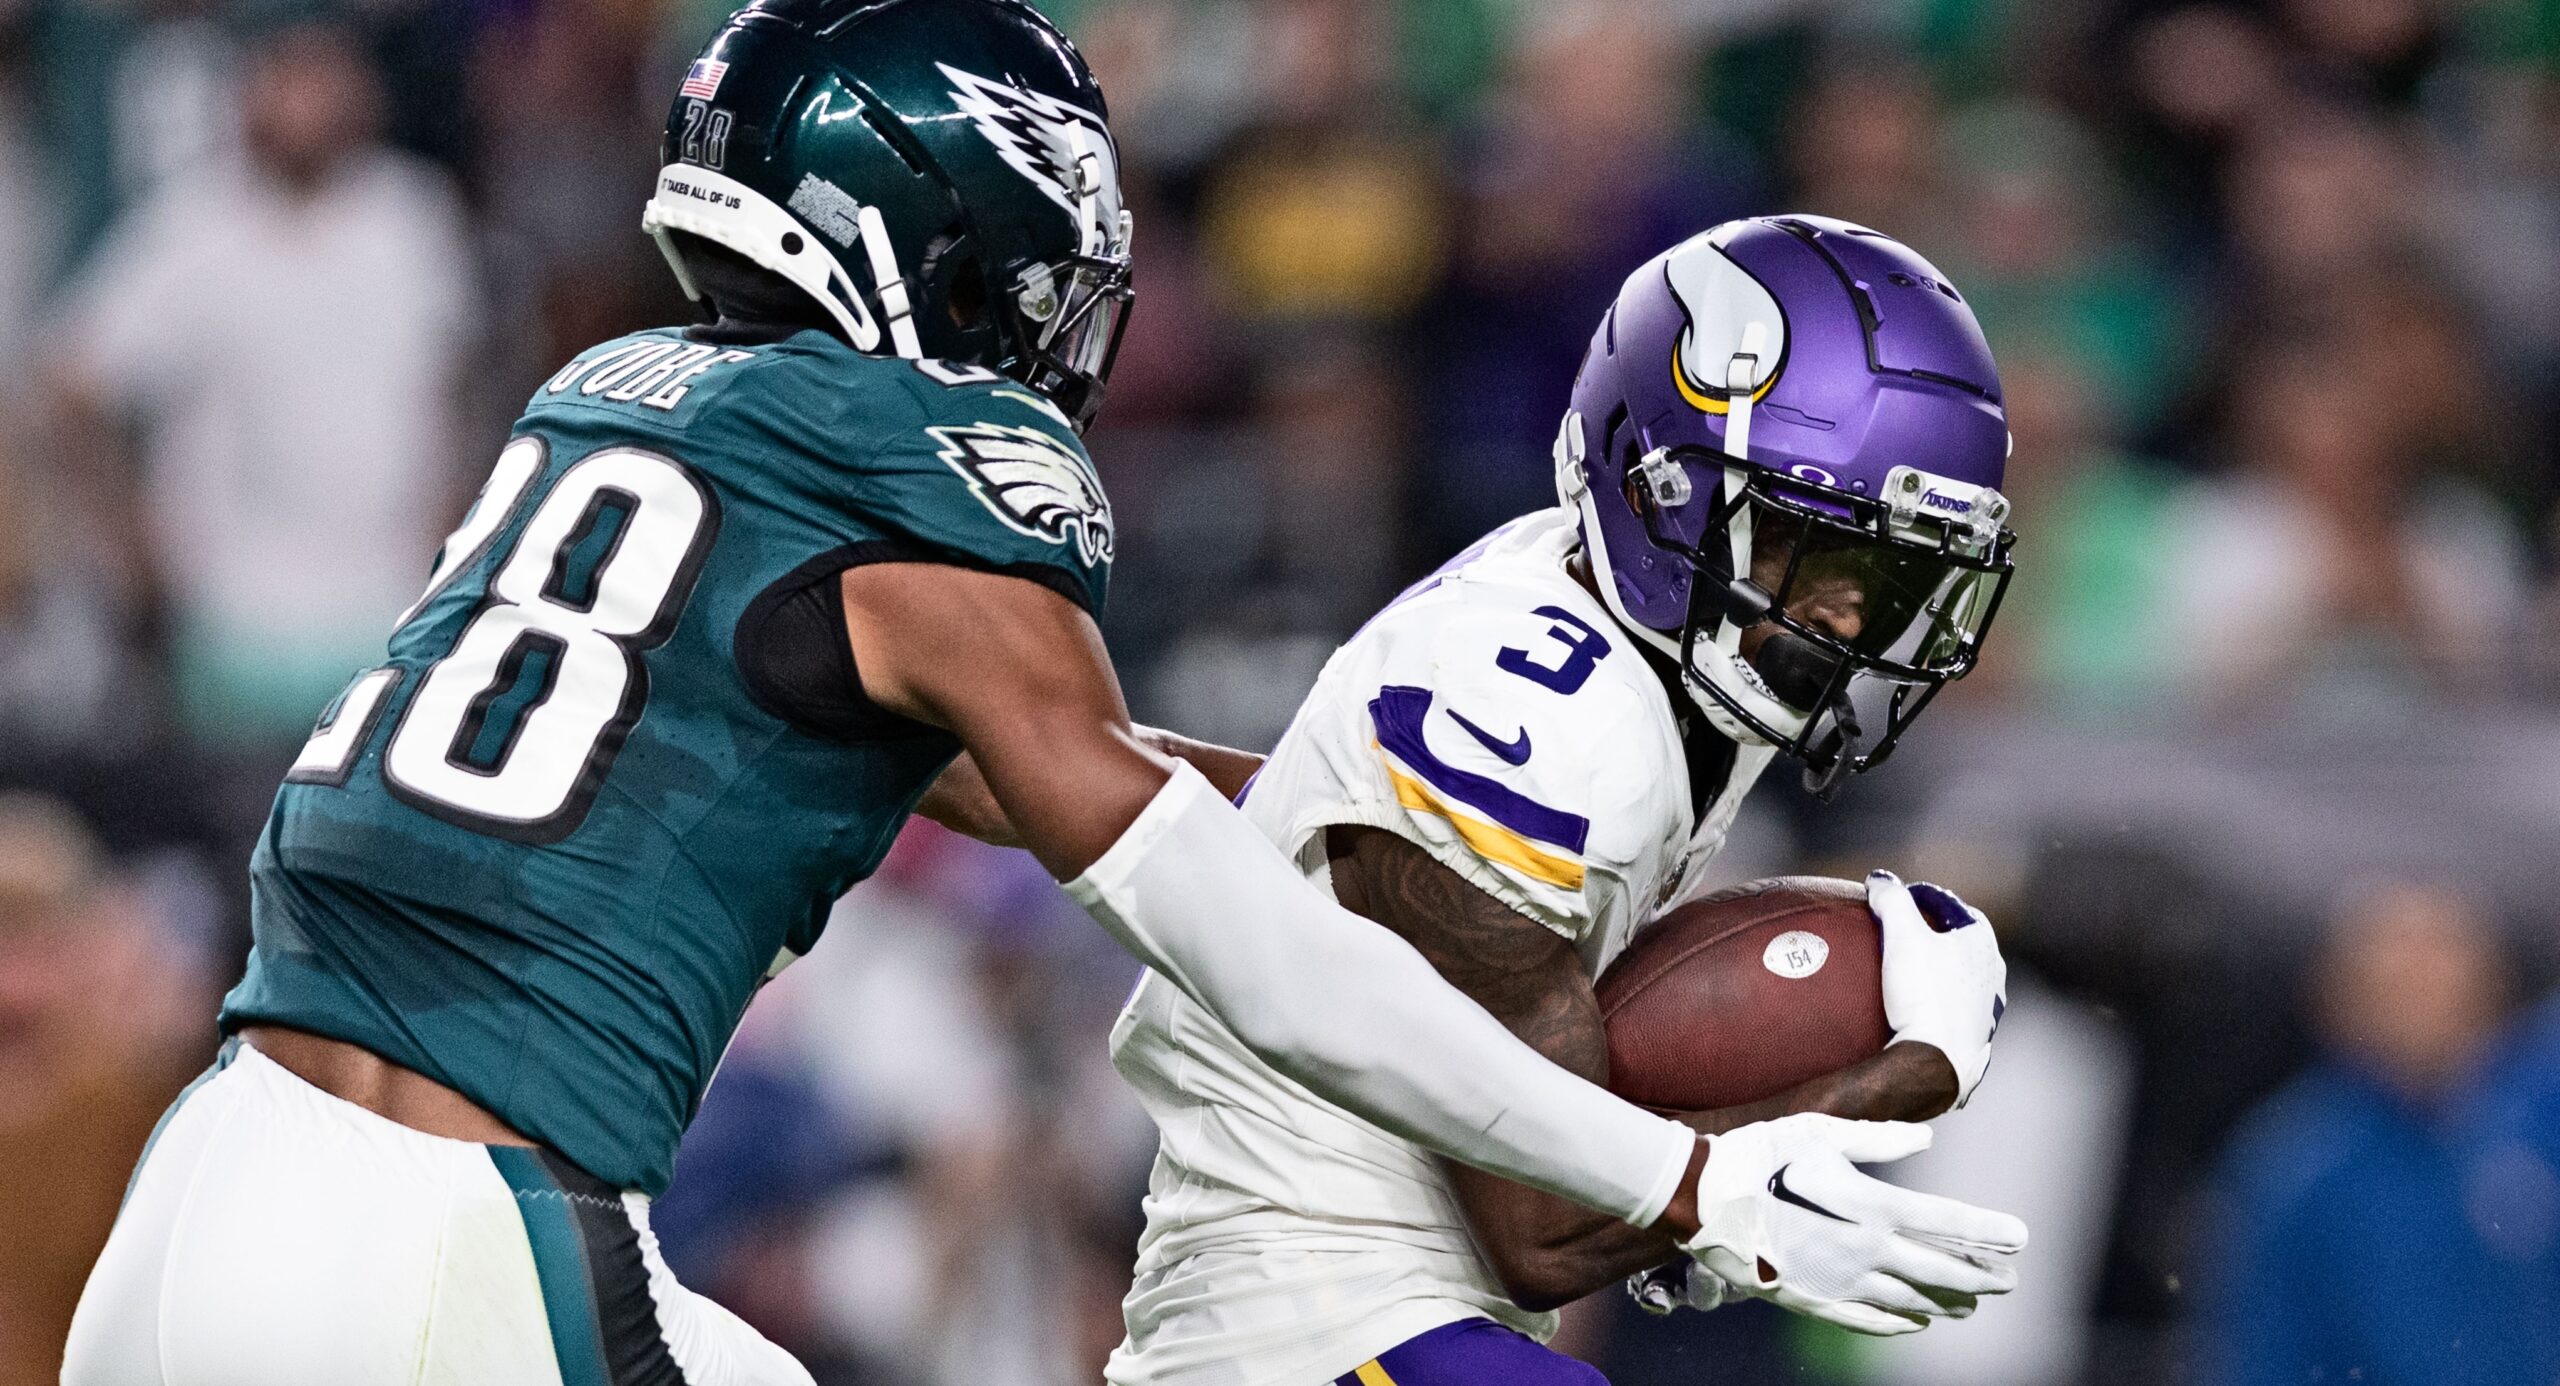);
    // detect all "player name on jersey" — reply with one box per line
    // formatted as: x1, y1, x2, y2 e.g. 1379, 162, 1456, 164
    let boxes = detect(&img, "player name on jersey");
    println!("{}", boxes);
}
542, 338, 759, 413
